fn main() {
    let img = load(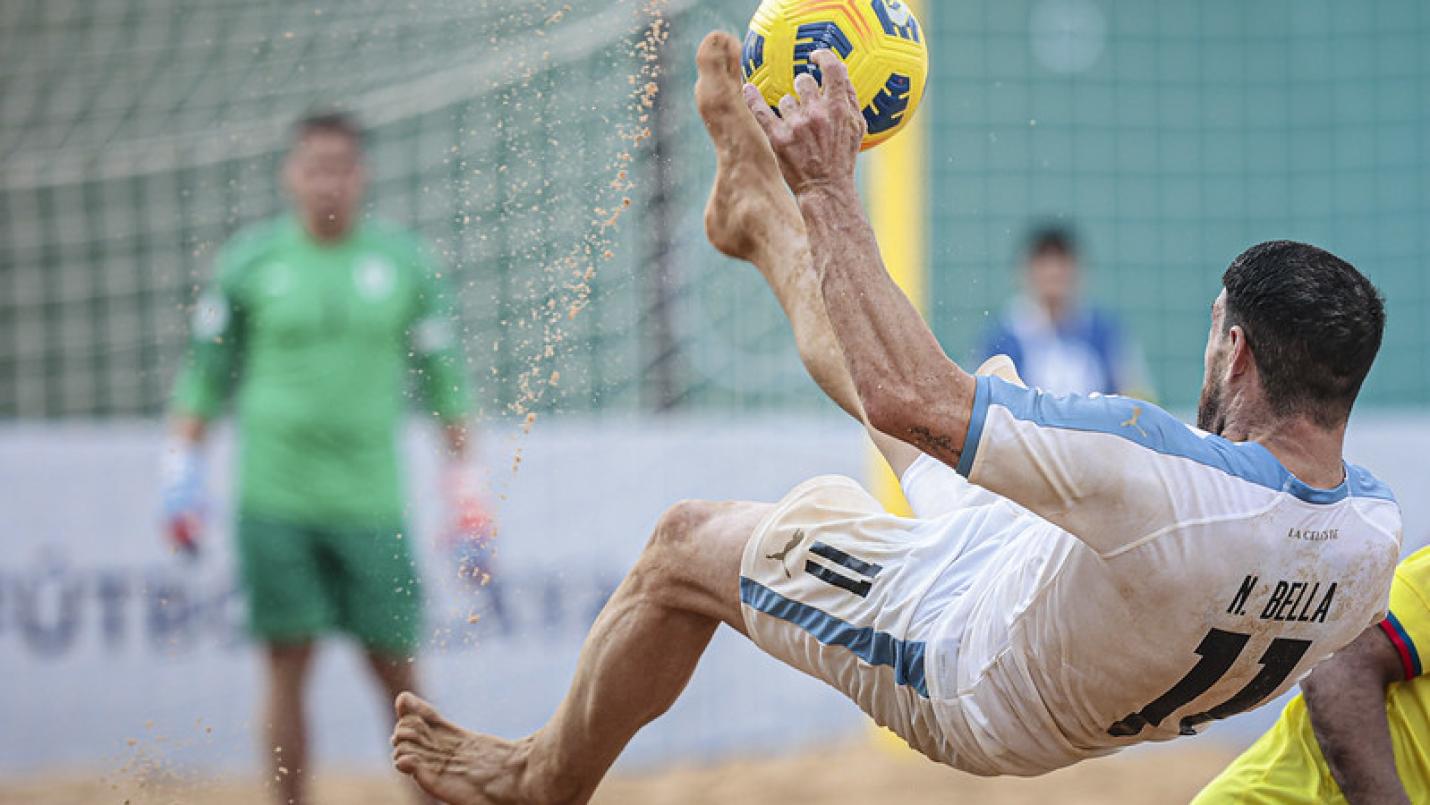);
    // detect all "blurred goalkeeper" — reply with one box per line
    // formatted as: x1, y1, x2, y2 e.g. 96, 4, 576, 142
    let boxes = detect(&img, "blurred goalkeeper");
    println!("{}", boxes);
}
162, 111, 484, 805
